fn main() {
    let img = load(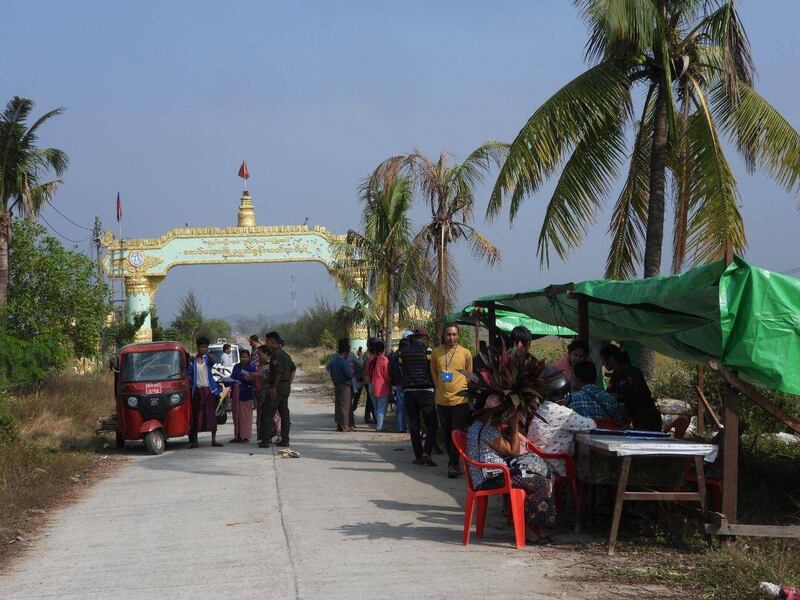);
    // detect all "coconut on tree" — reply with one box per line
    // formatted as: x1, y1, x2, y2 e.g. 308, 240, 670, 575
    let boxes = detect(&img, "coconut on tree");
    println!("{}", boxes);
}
489, 0, 800, 282
368, 142, 507, 331
0, 96, 68, 307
